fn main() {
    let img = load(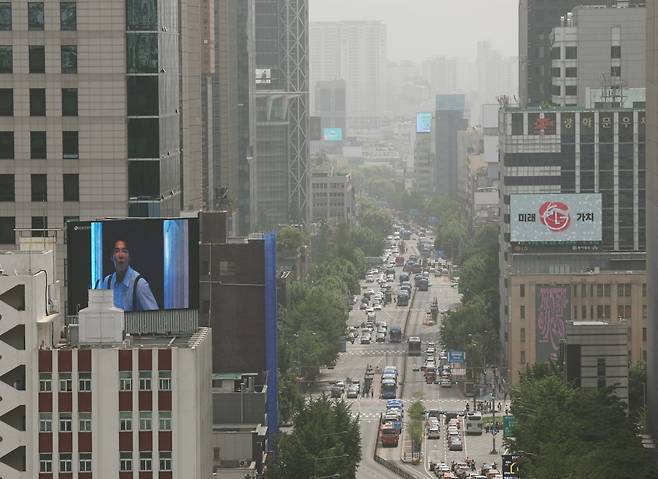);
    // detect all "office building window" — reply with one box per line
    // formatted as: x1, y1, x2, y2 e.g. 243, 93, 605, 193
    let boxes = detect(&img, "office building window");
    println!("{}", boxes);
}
643, 283, 647, 297
63, 131, 79, 159
159, 451, 172, 471
0, 217, 15, 243
565, 85, 577, 96
127, 33, 158, 73
604, 284, 611, 297
551, 67, 560, 77
120, 452, 132, 472
565, 67, 577, 78
582, 305, 587, 319
79, 371, 91, 391
29, 88, 46, 116
643, 305, 647, 320
60, 2, 76, 30
644, 350, 648, 362
520, 305, 525, 320
60, 453, 72, 472
611, 66, 621, 77
119, 411, 132, 431
39, 372, 51, 392
0, 174, 14, 201
59, 372, 72, 391
519, 284, 525, 298
59, 412, 72, 432
31, 131, 47, 159
29, 45, 45, 73
159, 411, 171, 430
520, 351, 526, 364
520, 327, 525, 343
63, 174, 79, 201
565, 46, 577, 59
62, 88, 78, 116
39, 412, 52, 432
0, 88, 12, 115
139, 371, 151, 391
32, 216, 47, 237
127, 76, 159, 115
139, 411, 152, 431
27, 2, 44, 30
79, 412, 91, 432
119, 371, 132, 391
140, 452, 152, 471
61, 45, 77, 73
39, 454, 52, 473
159, 371, 171, 390
611, 45, 621, 58
643, 327, 647, 342
31, 174, 47, 202
0, 2, 11, 30
0, 45, 11, 72
551, 84, 561, 96
128, 118, 159, 158
551, 47, 560, 59
79, 453, 92, 472
126, 0, 158, 30
0, 131, 12, 159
